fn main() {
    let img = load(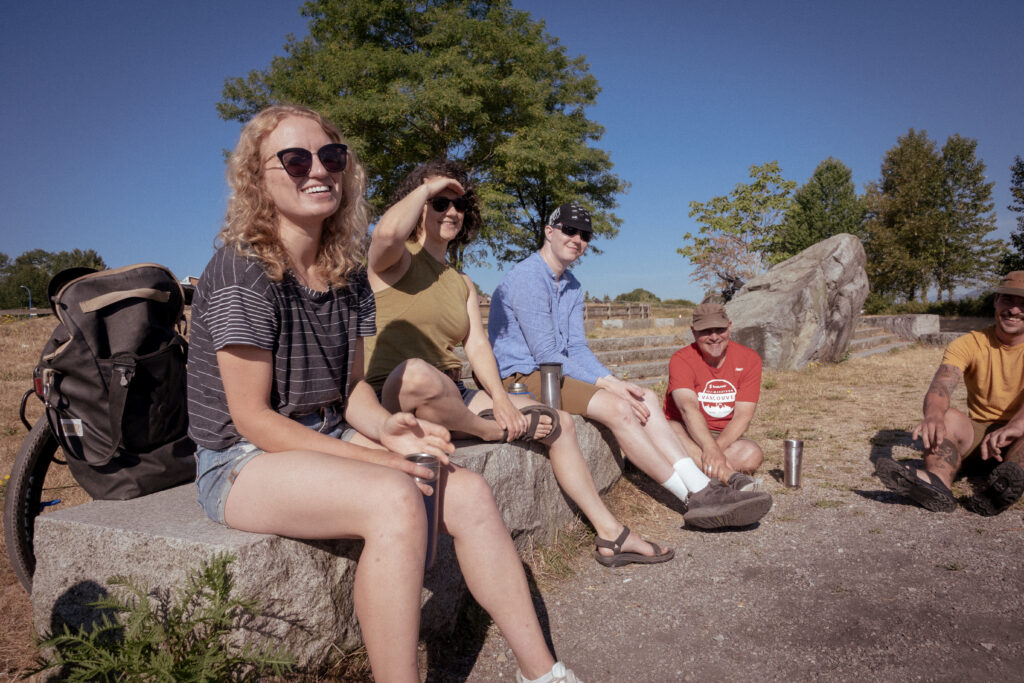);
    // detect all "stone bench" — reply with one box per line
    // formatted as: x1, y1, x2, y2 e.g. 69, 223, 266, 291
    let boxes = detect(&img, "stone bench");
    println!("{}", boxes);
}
31, 416, 623, 670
